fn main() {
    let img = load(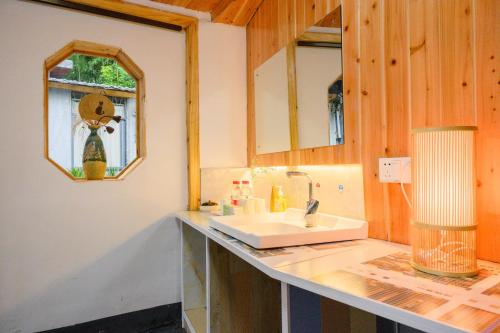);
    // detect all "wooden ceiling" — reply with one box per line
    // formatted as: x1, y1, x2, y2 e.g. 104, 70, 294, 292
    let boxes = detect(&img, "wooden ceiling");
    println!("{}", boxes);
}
315, 5, 341, 28
152, 0, 264, 26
